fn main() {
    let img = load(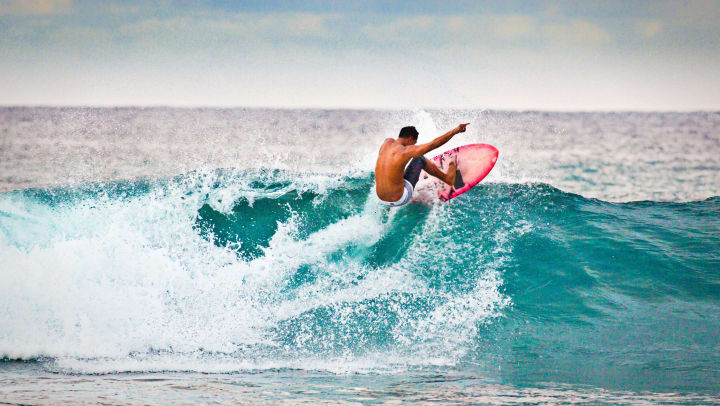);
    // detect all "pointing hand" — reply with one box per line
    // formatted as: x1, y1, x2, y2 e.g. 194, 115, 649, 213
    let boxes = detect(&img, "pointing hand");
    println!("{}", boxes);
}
456, 123, 470, 134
